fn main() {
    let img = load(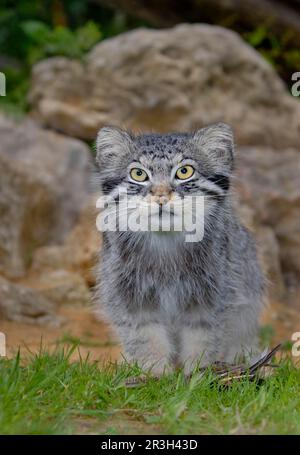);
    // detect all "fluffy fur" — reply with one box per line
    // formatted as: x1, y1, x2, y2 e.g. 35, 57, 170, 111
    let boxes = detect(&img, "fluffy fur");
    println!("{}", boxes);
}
94, 123, 264, 375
